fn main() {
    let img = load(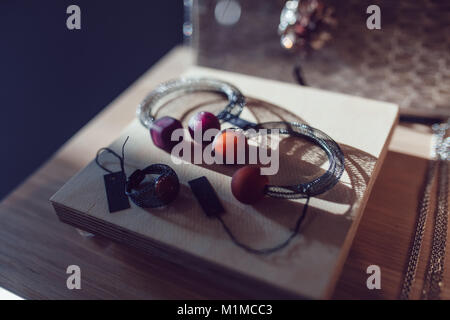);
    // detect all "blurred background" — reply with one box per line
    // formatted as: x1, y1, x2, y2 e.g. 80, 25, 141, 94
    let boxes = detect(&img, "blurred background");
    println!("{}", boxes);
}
194, 0, 449, 118
0, 1, 183, 199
